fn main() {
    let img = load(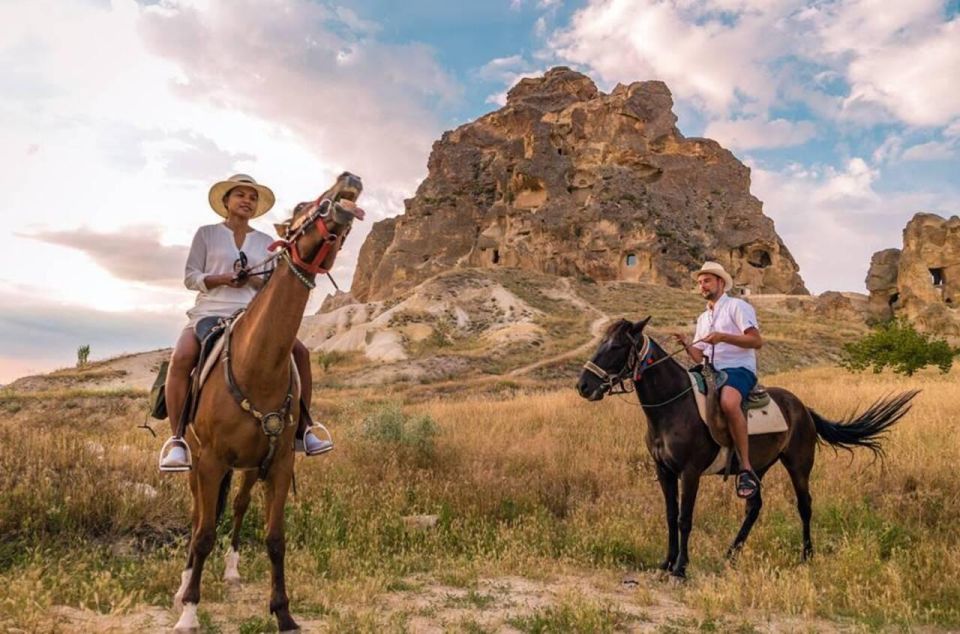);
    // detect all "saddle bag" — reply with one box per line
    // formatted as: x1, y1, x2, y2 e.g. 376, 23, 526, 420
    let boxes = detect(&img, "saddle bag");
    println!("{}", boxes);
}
148, 360, 169, 420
